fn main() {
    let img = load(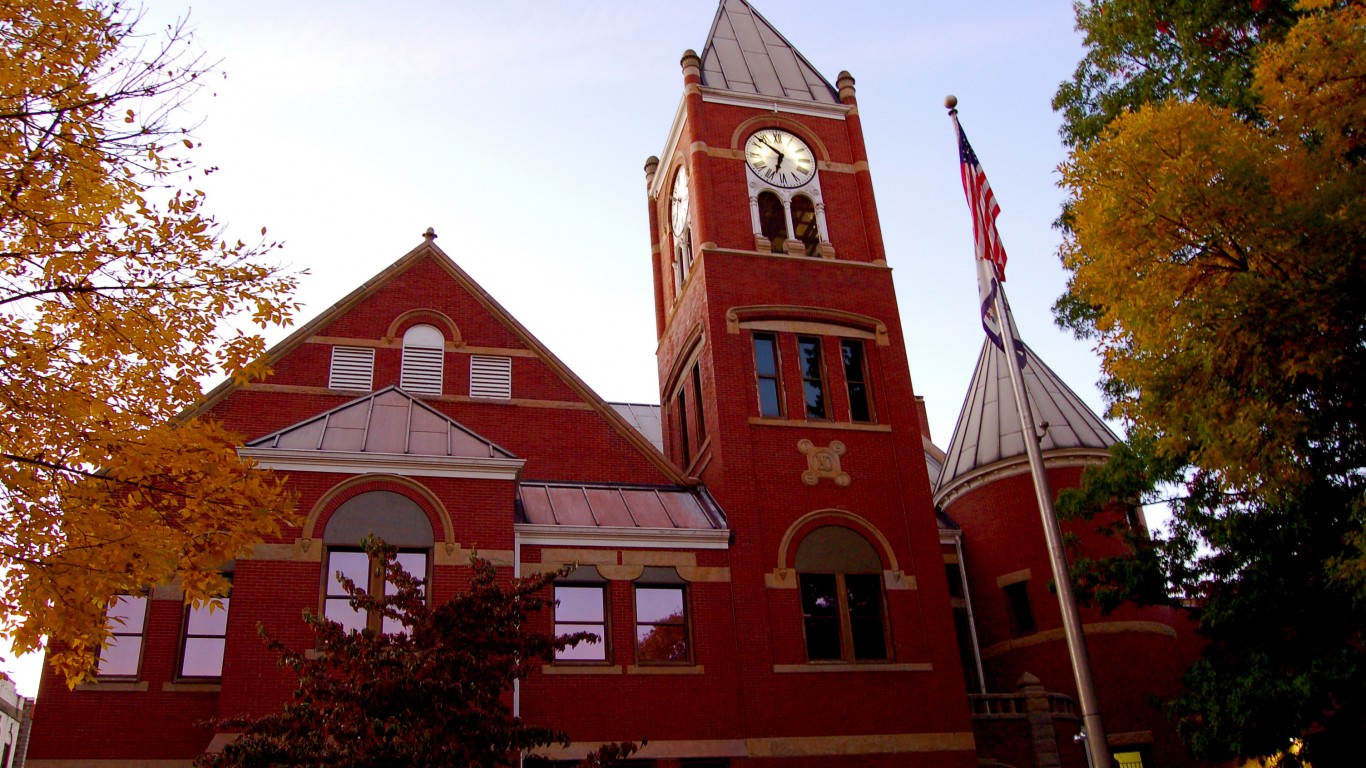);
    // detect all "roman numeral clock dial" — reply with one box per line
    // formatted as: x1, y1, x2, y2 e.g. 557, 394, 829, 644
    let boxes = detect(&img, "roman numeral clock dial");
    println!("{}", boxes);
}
745, 129, 816, 188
